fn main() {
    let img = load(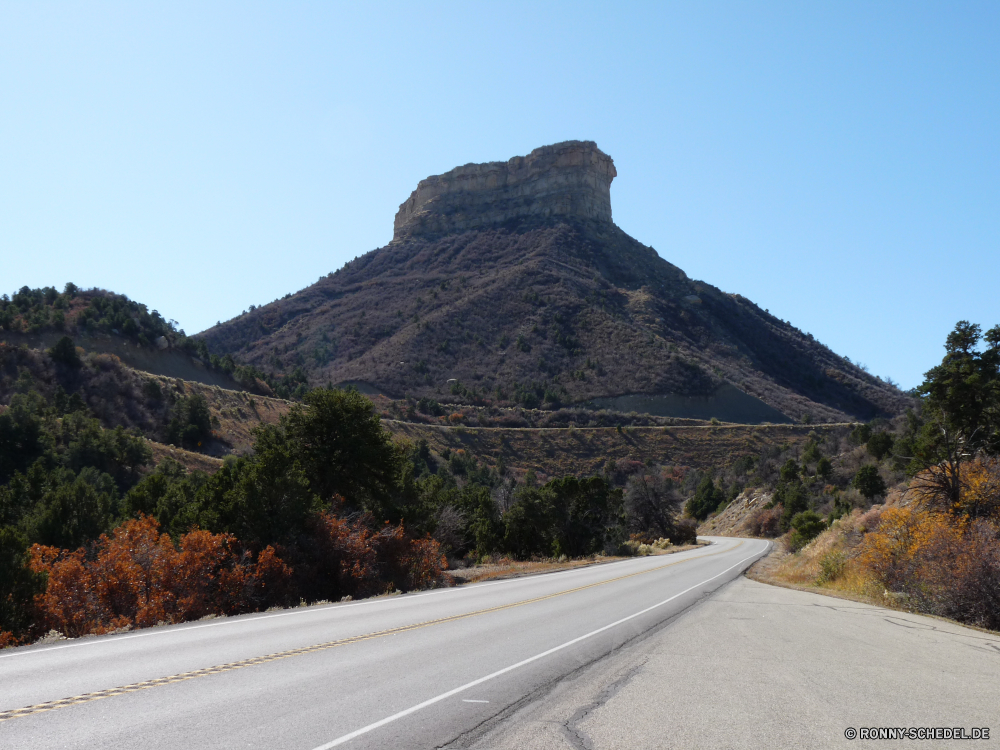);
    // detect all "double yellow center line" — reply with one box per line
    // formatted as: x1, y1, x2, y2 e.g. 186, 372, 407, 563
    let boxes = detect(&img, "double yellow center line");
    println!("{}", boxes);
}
0, 541, 741, 723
